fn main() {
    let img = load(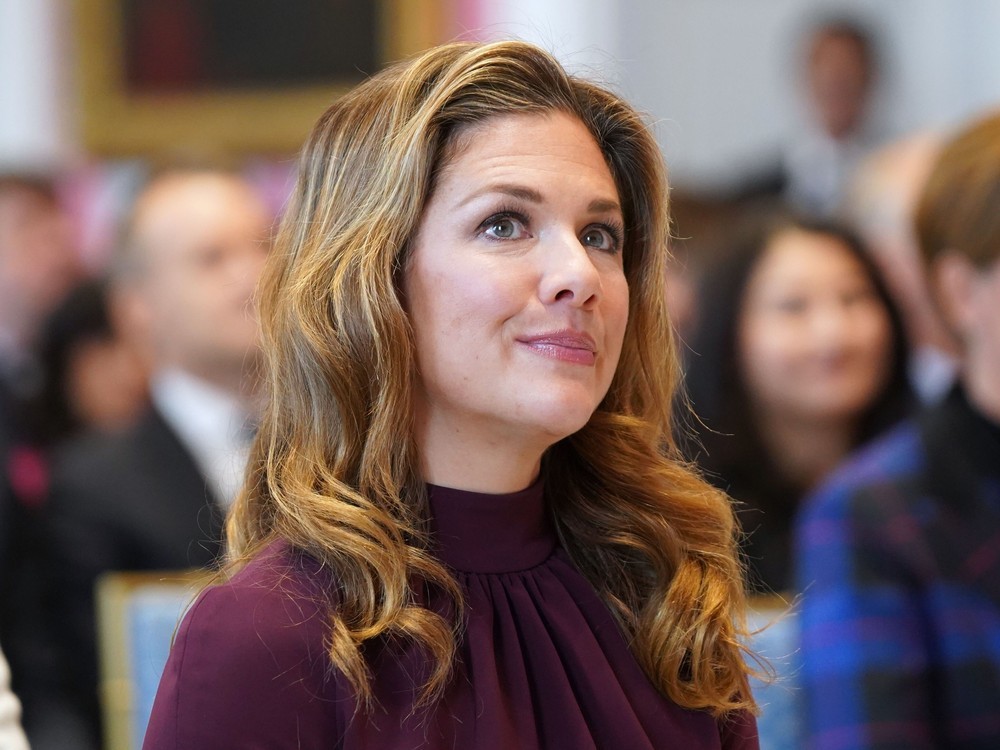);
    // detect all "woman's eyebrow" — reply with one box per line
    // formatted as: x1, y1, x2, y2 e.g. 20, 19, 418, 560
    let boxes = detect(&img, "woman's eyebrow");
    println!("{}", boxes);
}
457, 183, 543, 208
456, 184, 622, 216
588, 198, 623, 216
